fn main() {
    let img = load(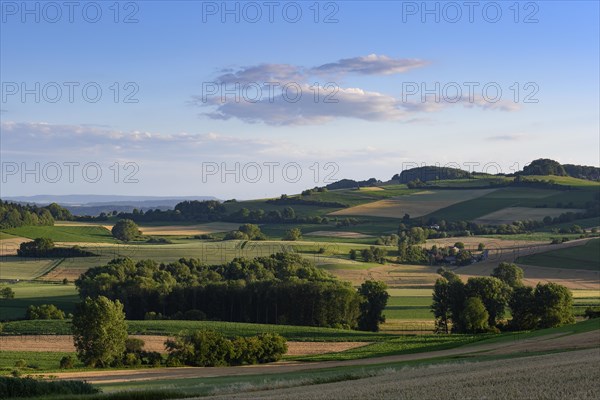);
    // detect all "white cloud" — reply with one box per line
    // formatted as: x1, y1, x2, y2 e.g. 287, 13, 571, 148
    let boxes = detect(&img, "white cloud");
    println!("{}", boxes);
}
194, 56, 518, 125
